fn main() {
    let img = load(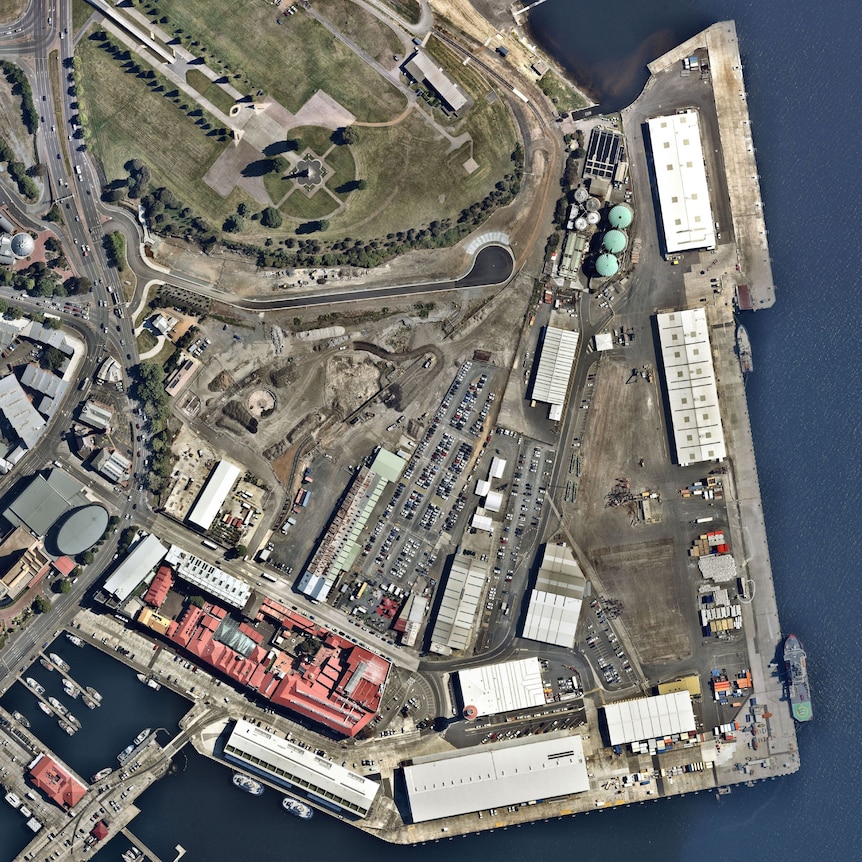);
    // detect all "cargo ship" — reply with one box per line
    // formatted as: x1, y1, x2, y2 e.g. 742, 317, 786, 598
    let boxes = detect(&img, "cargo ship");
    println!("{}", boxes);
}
232, 773, 264, 796
784, 634, 813, 722
282, 797, 313, 819
66, 633, 84, 648
736, 324, 753, 375
49, 653, 70, 672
